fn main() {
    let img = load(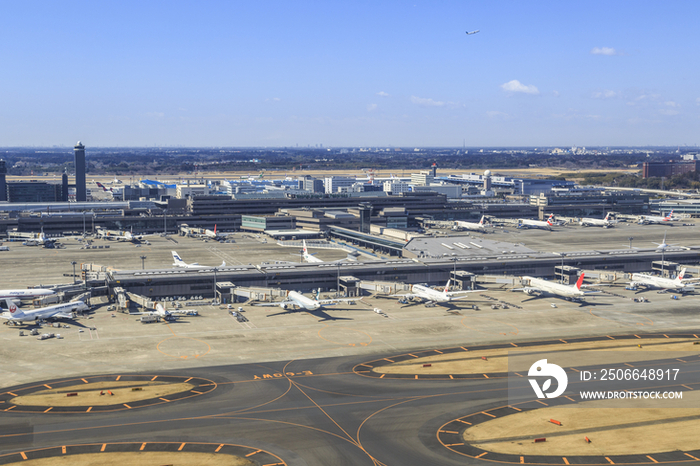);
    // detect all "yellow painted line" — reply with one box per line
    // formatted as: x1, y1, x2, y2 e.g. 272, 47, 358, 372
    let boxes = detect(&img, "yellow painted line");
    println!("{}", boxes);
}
483, 374, 489, 379
563, 457, 569, 465
379, 374, 385, 379
139, 443, 146, 451
440, 430, 459, 434
184, 377, 193, 382
116, 375, 121, 381
262, 463, 284, 466
43, 384, 52, 389
43, 407, 53, 413
510, 405, 522, 411
460, 346, 469, 351
520, 456, 525, 464
634, 334, 641, 338
559, 339, 567, 343
515, 372, 523, 377
123, 404, 132, 409
61, 446, 66, 454
606, 335, 614, 340
7, 392, 17, 396
536, 400, 548, 406
685, 453, 700, 461
510, 342, 518, 347
482, 411, 496, 418
694, 334, 699, 339
677, 359, 687, 363
408, 353, 418, 358
682, 384, 693, 390
435, 350, 443, 354
191, 390, 203, 394
100, 444, 106, 452
86, 407, 92, 412
445, 443, 464, 446
159, 397, 170, 402
245, 449, 262, 457
570, 368, 580, 372
623, 363, 634, 367
646, 455, 658, 463
20, 452, 27, 460
384, 358, 394, 362
151, 375, 158, 381
449, 375, 454, 379
215, 444, 224, 452
475, 452, 488, 458
456, 419, 472, 425
178, 443, 186, 451
5, 406, 16, 412
664, 334, 669, 338
414, 375, 418, 380
564, 396, 575, 402
81, 378, 88, 383
605, 457, 615, 464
